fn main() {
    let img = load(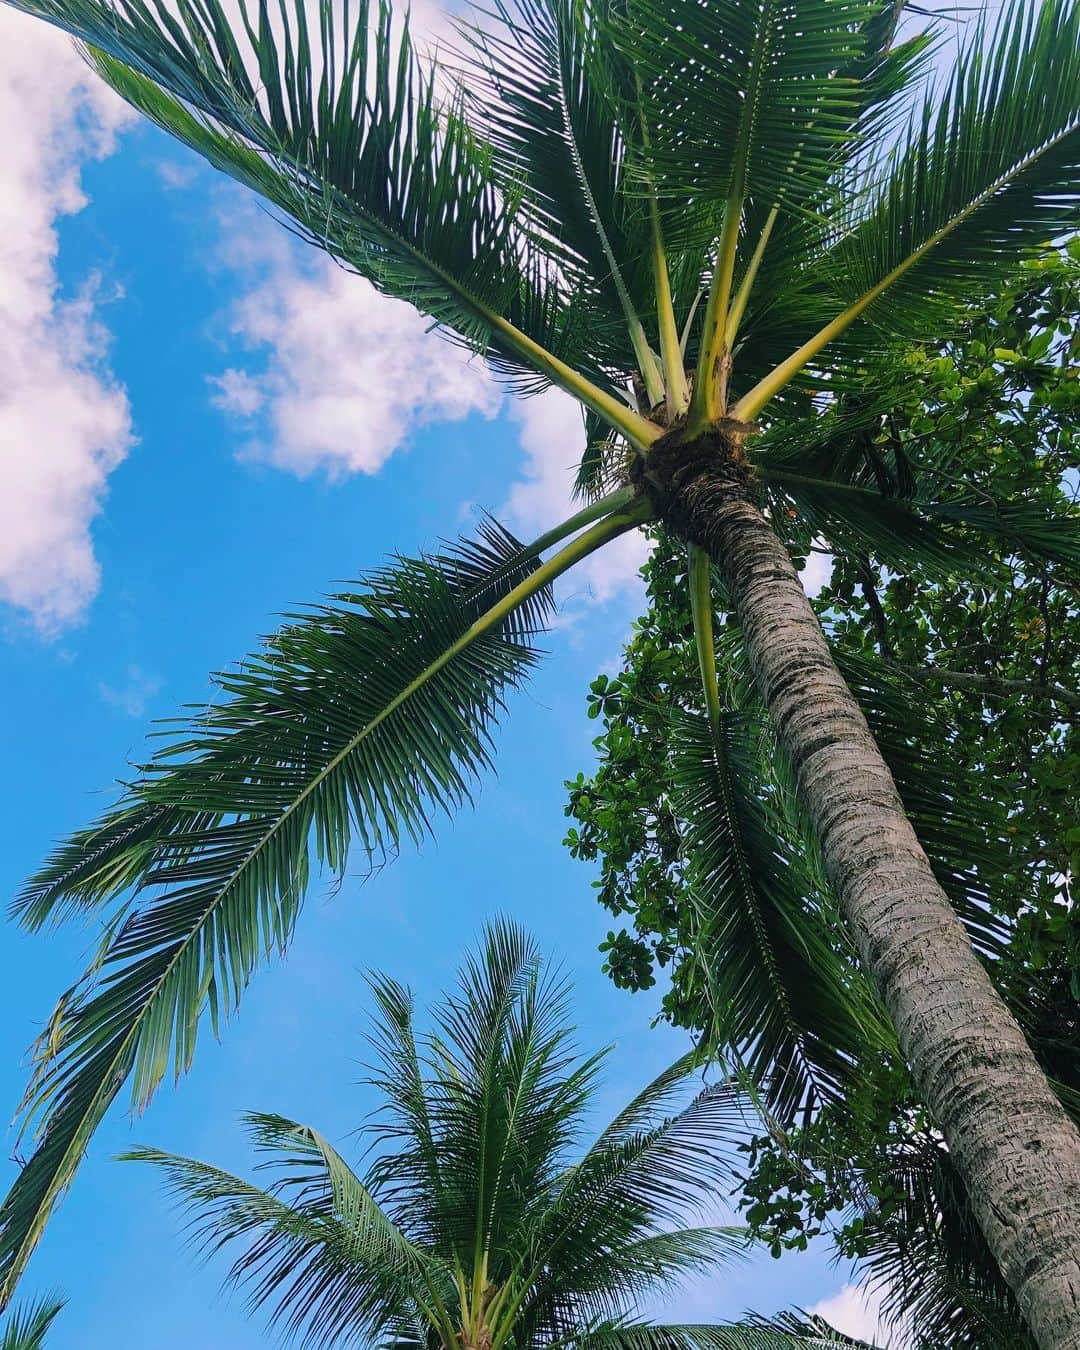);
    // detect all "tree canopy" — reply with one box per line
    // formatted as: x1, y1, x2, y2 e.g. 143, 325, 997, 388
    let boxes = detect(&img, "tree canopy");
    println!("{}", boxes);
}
564, 246, 1080, 1348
